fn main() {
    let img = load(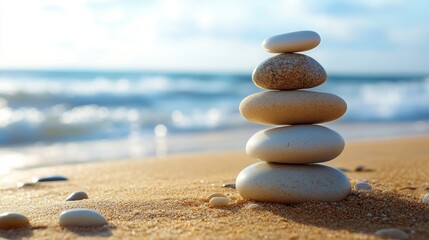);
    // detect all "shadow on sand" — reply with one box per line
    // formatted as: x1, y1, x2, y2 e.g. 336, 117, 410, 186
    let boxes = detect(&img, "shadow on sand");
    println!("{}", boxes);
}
0, 227, 33, 240
64, 224, 113, 237
264, 190, 429, 238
